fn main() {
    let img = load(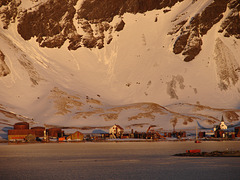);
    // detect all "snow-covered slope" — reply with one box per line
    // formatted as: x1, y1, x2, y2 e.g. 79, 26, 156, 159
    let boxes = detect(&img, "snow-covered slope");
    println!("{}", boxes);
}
0, 0, 239, 138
